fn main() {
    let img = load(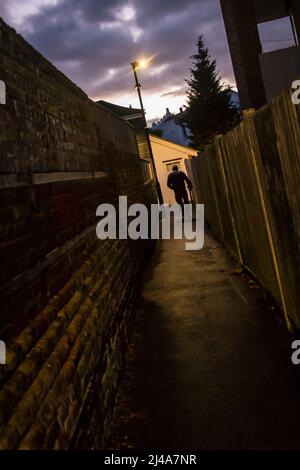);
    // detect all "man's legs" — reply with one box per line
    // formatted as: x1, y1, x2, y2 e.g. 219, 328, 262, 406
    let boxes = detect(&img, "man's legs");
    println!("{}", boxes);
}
182, 189, 189, 204
174, 190, 189, 205
174, 189, 189, 218
175, 189, 189, 204
174, 191, 183, 206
